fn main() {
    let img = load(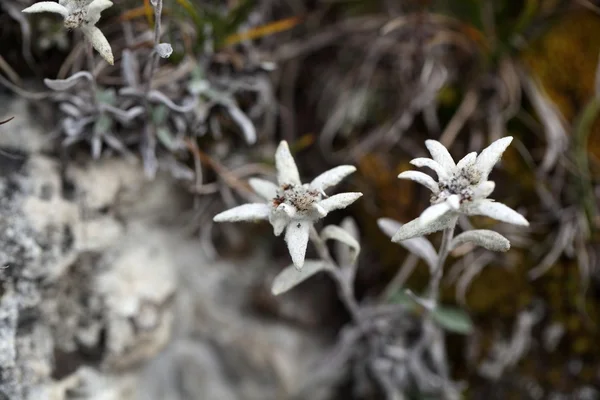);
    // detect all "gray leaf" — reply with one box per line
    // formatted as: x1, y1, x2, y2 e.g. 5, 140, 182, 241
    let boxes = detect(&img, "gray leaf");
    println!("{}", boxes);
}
431, 306, 474, 335
271, 260, 328, 296
377, 218, 438, 271
450, 230, 510, 252
44, 71, 93, 91
225, 104, 257, 145
321, 224, 360, 266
